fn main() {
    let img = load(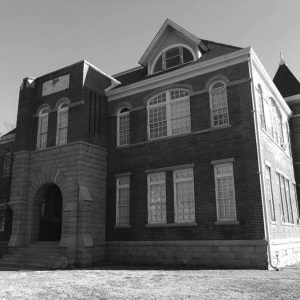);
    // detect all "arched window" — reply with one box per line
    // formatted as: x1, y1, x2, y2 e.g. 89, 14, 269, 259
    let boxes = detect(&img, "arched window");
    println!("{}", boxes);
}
270, 98, 283, 145
147, 88, 191, 139
209, 81, 229, 127
37, 107, 49, 149
257, 84, 266, 130
153, 46, 194, 73
117, 107, 130, 146
56, 102, 69, 145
